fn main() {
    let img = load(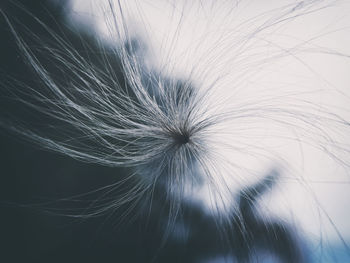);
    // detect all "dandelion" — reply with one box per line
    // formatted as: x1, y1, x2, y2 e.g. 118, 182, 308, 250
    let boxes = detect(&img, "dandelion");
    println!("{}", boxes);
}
1, 0, 350, 261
